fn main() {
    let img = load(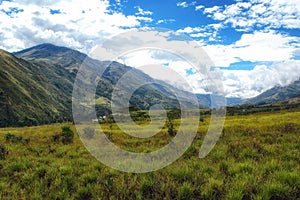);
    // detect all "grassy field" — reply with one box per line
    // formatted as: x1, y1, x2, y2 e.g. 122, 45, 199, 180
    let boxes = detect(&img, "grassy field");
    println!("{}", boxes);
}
0, 110, 299, 199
